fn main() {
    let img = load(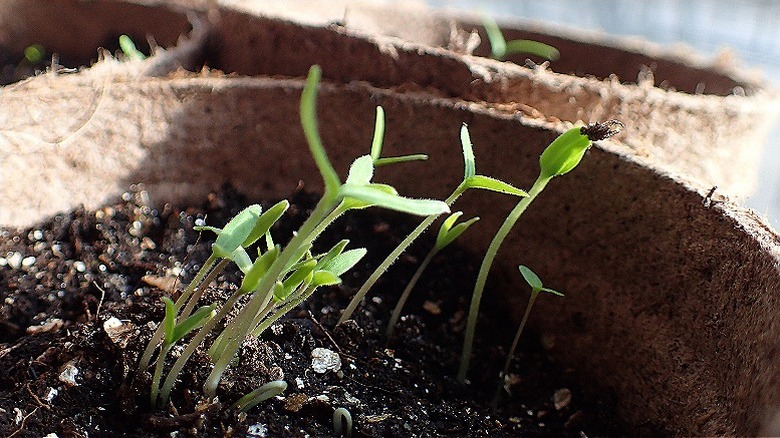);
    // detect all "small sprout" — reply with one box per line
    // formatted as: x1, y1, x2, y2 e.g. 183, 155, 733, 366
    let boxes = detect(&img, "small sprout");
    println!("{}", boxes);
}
23, 44, 45, 65
387, 212, 478, 338
233, 380, 287, 413
118, 34, 146, 61
459, 121, 621, 382
435, 212, 480, 251
333, 407, 353, 438
492, 266, 562, 409
370, 106, 385, 162
161, 297, 217, 347
482, 16, 559, 61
